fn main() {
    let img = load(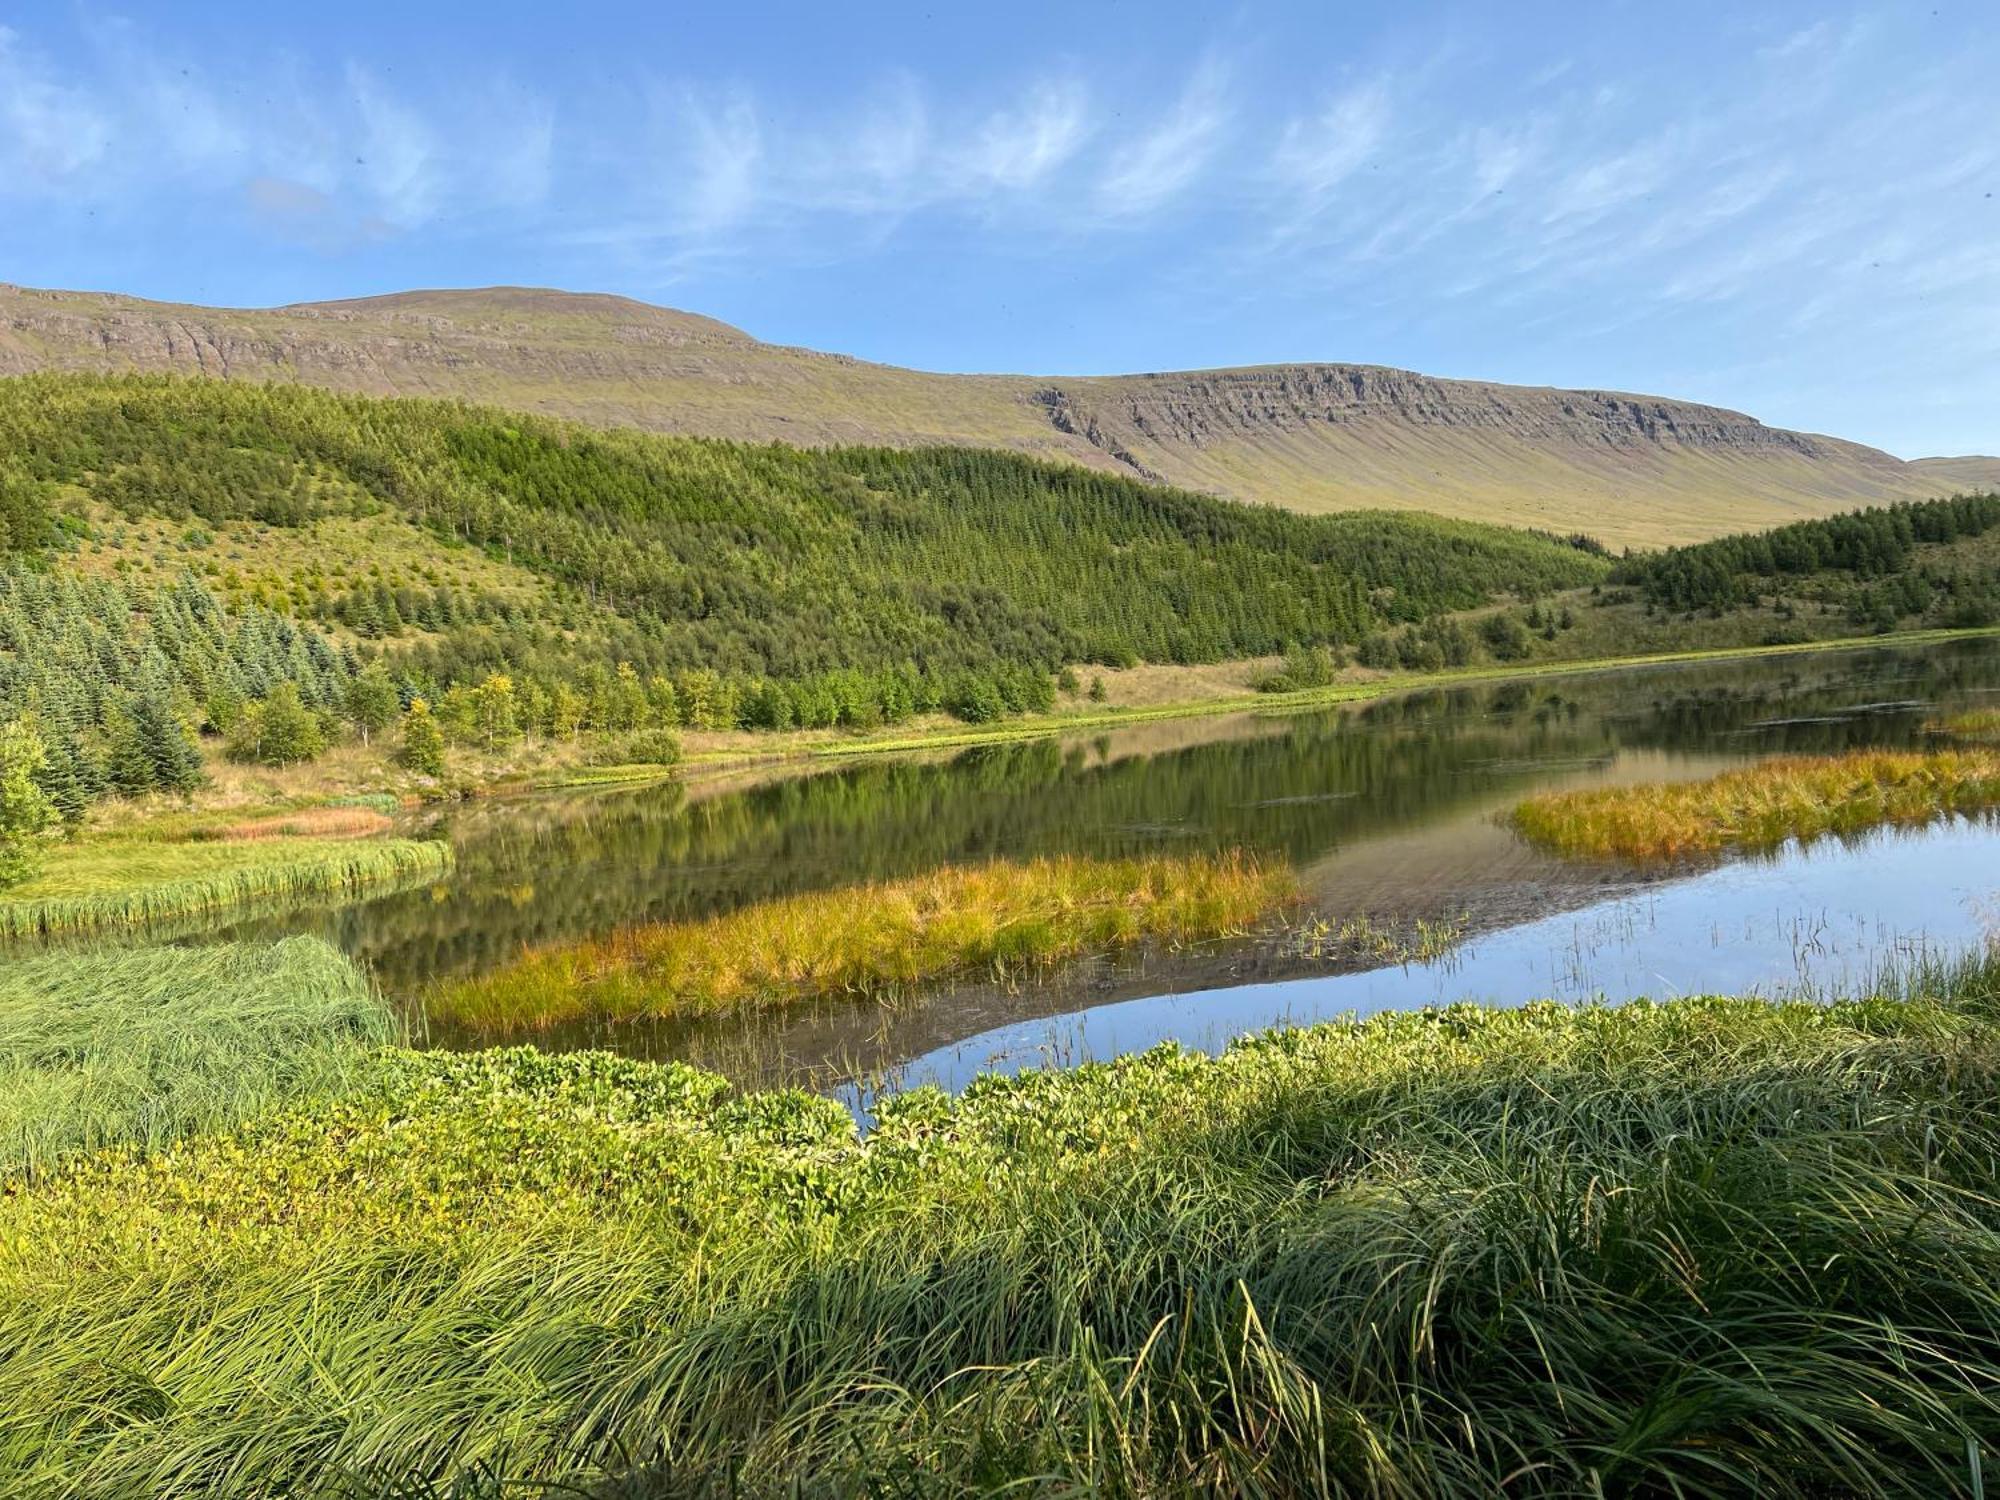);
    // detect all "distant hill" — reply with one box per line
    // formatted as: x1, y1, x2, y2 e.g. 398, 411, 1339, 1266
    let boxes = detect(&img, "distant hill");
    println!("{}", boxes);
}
1910, 456, 2000, 492
0, 282, 1983, 549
